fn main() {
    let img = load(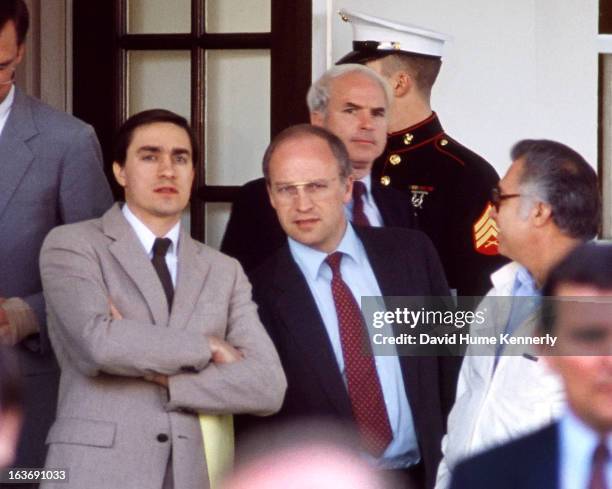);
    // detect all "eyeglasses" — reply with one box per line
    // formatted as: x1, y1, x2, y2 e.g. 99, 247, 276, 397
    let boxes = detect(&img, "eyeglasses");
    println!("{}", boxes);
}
271, 177, 339, 203
490, 186, 522, 211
